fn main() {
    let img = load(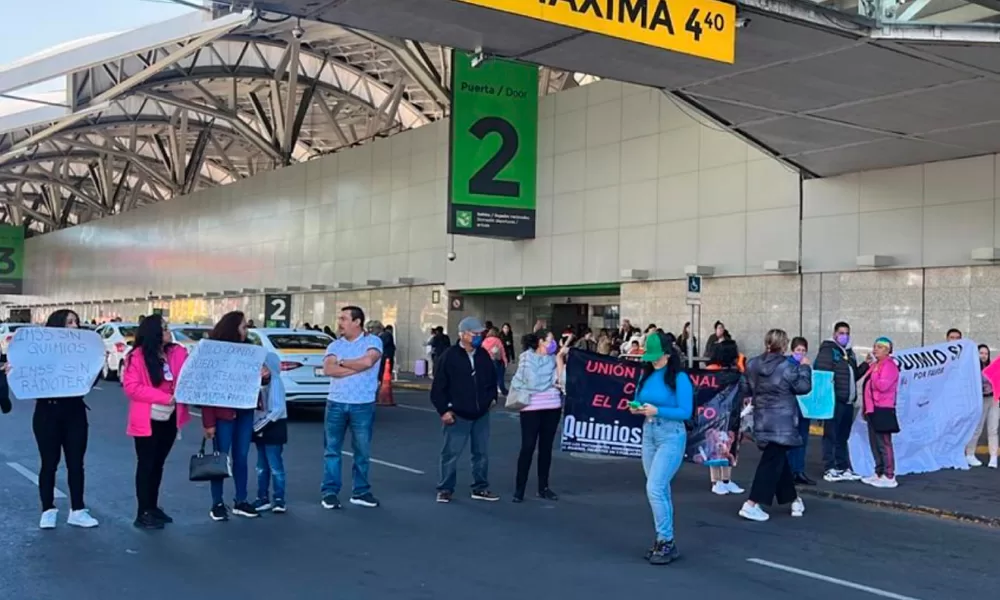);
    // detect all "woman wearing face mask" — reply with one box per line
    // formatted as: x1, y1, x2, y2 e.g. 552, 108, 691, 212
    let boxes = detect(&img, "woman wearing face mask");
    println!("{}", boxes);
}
786, 337, 817, 485
12, 309, 100, 529
201, 311, 264, 522
122, 314, 190, 529
859, 337, 900, 488
630, 332, 692, 565
968, 345, 999, 468
509, 329, 565, 503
